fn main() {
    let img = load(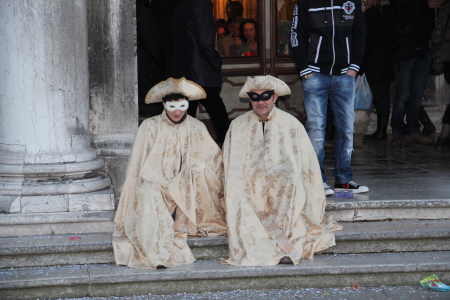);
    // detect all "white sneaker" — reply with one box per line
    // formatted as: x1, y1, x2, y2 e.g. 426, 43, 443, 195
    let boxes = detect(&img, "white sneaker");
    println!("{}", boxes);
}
323, 182, 334, 196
